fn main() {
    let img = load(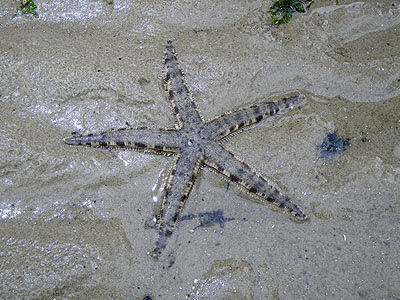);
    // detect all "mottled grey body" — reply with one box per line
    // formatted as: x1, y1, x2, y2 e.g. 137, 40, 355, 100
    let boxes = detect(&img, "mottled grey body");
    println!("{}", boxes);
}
64, 41, 307, 257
